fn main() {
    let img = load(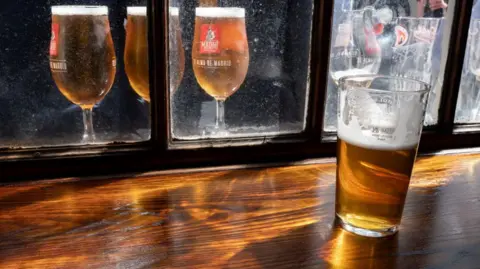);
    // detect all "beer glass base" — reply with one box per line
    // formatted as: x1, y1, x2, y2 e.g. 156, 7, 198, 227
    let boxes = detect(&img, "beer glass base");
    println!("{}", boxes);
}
336, 215, 398, 238
203, 125, 229, 138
